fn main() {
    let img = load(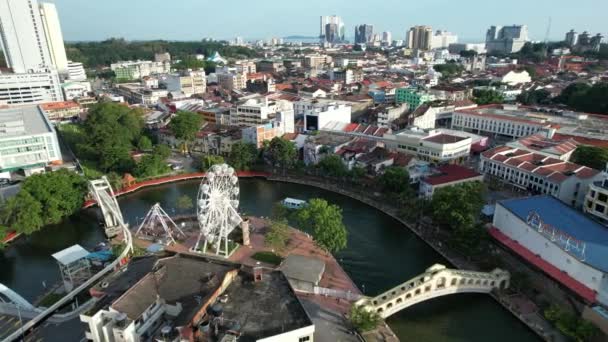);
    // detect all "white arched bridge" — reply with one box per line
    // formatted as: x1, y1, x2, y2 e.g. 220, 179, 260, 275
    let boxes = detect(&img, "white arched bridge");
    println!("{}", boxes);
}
356, 264, 510, 318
